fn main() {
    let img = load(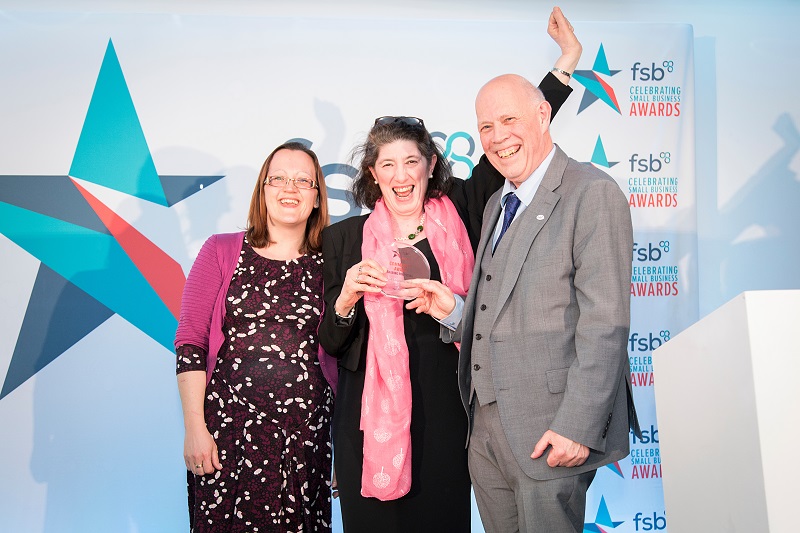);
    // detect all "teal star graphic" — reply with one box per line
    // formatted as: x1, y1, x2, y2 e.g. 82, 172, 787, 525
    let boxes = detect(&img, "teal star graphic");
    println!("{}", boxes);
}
584, 496, 624, 532
590, 136, 619, 169
0, 39, 223, 399
605, 460, 624, 478
573, 44, 622, 114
